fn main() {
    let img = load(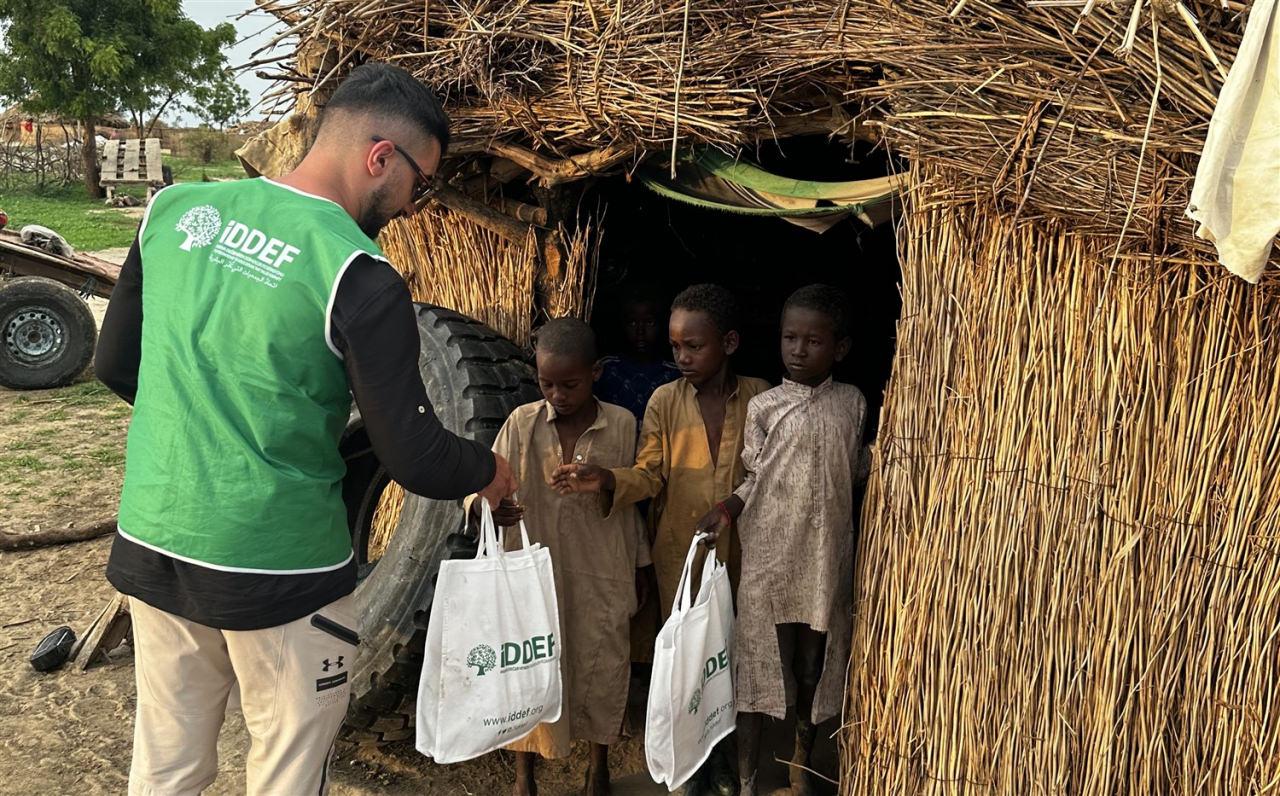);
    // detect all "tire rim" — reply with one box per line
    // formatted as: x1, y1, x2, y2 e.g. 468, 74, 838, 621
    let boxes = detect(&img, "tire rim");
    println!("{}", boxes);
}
4, 305, 65, 365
